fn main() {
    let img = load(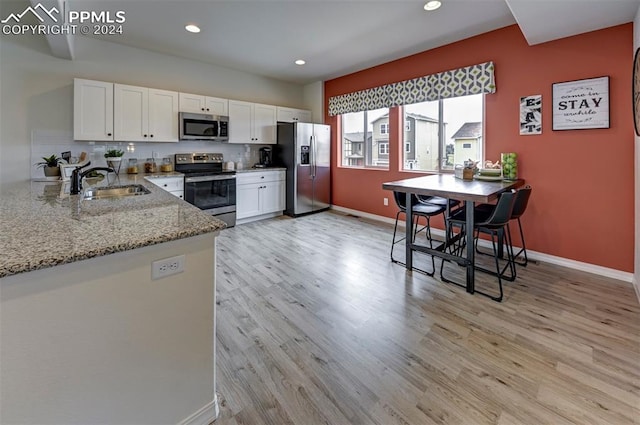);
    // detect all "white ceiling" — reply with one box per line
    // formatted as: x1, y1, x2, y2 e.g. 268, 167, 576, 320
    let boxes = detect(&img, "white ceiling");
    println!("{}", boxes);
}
40, 0, 640, 84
